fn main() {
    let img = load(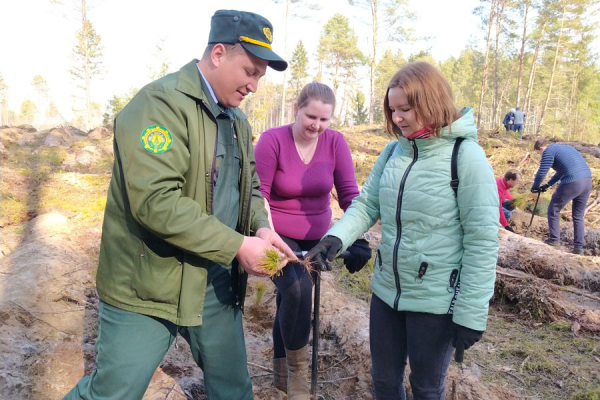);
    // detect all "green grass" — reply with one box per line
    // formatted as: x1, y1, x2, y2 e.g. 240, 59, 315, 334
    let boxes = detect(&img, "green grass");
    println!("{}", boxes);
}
570, 388, 600, 400
332, 255, 375, 302
474, 314, 600, 399
0, 191, 28, 226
